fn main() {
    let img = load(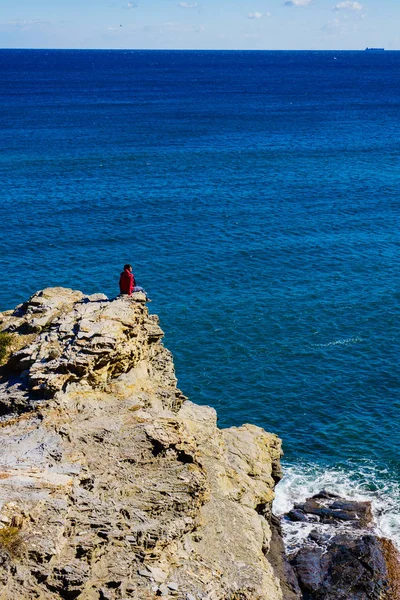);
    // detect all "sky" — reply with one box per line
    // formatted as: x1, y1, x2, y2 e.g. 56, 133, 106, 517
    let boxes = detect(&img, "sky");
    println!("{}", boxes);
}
0, 0, 398, 50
